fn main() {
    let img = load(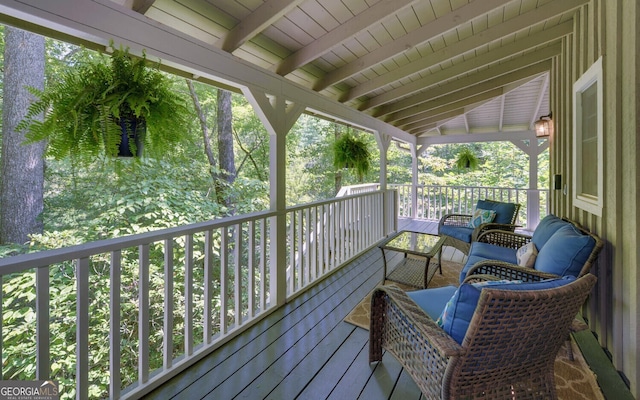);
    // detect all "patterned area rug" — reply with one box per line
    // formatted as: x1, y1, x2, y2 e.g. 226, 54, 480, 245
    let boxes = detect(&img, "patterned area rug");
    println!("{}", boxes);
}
345, 259, 604, 400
